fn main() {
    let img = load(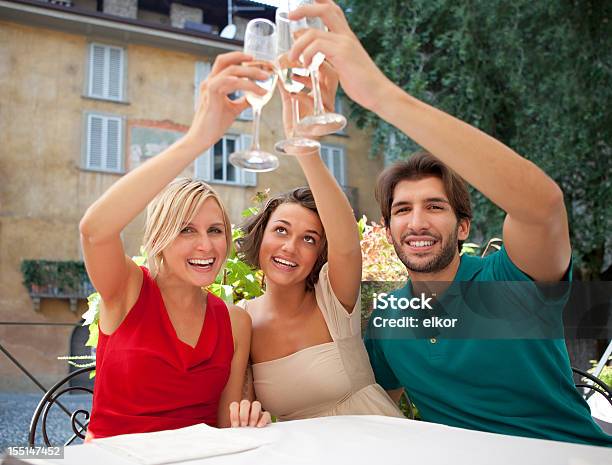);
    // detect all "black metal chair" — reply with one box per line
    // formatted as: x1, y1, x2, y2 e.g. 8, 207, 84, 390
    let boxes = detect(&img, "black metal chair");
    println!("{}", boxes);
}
572, 366, 612, 406
28, 366, 95, 446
